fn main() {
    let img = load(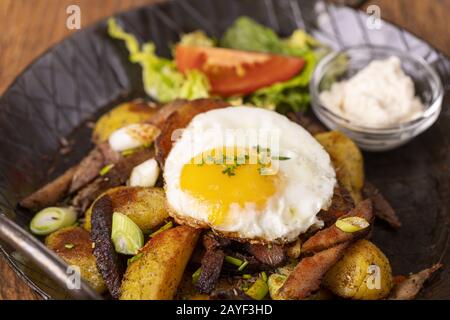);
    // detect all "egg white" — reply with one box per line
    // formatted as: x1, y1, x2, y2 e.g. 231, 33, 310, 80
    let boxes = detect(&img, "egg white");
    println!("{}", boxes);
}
164, 106, 336, 242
